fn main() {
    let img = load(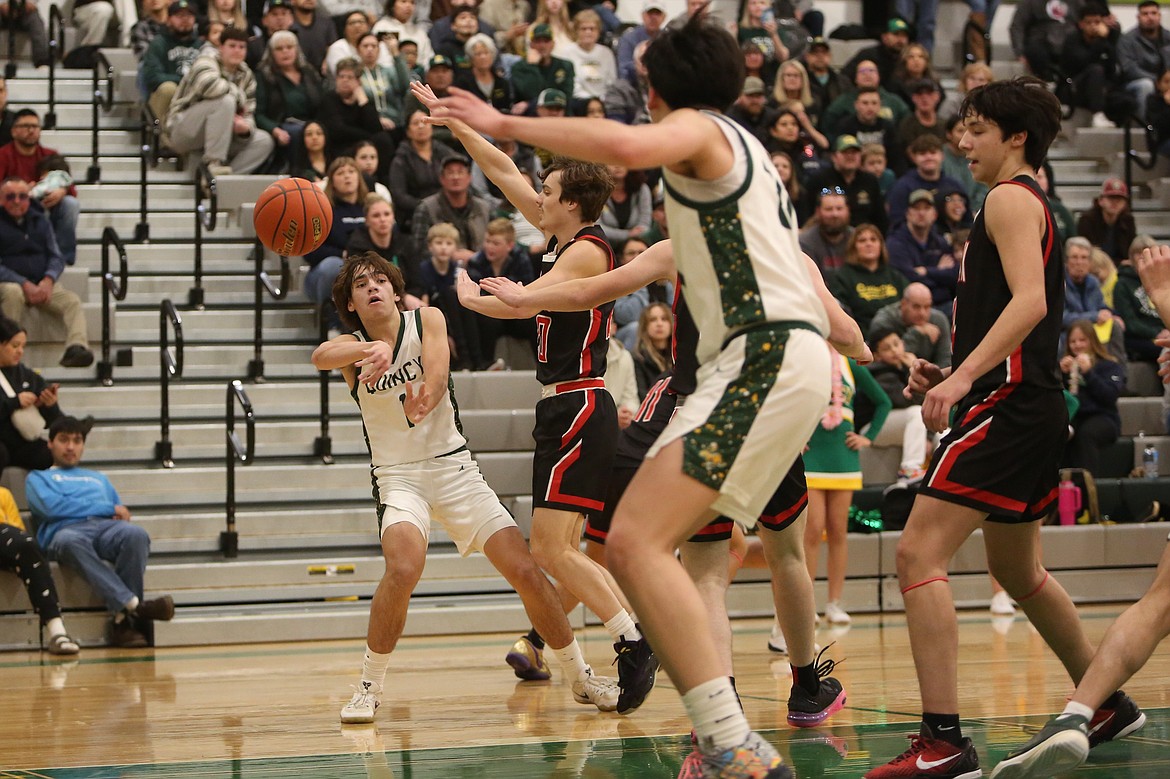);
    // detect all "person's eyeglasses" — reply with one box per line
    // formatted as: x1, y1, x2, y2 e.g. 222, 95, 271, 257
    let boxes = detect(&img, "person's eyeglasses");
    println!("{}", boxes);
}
4, 192, 29, 201
820, 186, 846, 196
857, 66, 878, 73
12, 124, 38, 130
